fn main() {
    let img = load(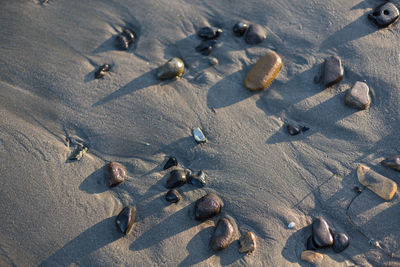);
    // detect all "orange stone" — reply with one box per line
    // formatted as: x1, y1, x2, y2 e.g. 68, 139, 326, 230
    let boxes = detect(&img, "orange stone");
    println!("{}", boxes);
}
301, 250, 323, 263
244, 51, 282, 92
